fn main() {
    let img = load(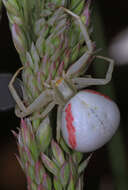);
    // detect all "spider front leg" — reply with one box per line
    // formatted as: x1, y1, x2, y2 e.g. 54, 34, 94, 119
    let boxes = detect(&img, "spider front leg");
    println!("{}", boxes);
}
72, 56, 114, 89
9, 67, 53, 118
62, 7, 93, 77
